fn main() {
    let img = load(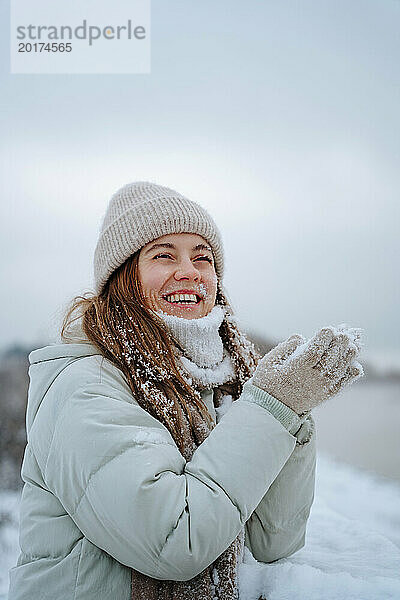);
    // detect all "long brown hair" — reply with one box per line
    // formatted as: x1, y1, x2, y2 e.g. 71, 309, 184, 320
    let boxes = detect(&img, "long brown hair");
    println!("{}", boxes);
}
61, 251, 260, 455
